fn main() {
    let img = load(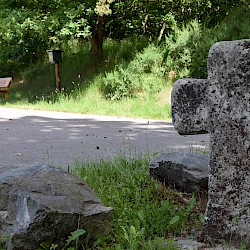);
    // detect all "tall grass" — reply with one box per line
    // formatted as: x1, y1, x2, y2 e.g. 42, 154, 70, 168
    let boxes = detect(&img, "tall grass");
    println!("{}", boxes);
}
70, 154, 206, 249
2, 36, 172, 120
